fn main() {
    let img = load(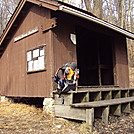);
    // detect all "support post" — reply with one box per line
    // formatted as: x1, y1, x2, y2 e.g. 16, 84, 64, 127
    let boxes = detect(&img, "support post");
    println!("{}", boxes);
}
86, 108, 94, 132
111, 104, 121, 116
102, 106, 109, 124
121, 102, 130, 113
